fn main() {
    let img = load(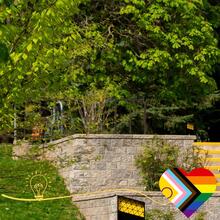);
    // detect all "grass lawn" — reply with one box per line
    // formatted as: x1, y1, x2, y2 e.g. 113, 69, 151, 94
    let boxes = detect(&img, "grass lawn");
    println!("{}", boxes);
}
0, 144, 84, 220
